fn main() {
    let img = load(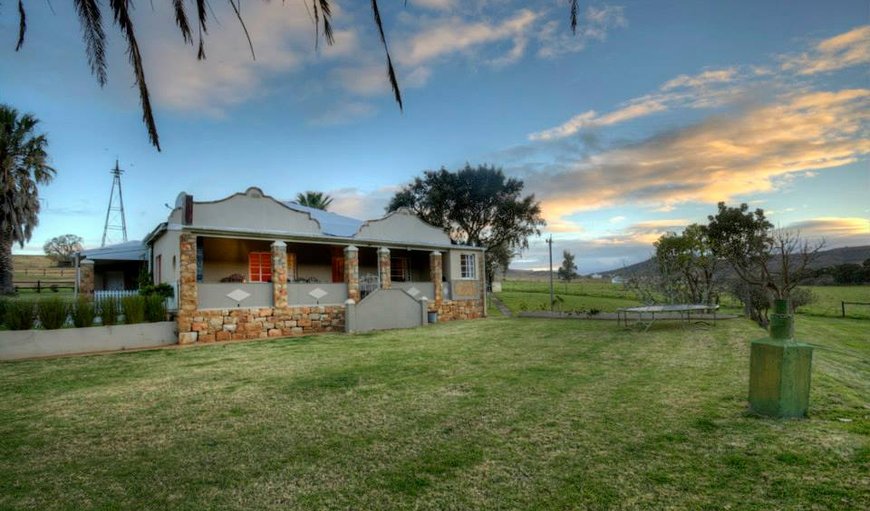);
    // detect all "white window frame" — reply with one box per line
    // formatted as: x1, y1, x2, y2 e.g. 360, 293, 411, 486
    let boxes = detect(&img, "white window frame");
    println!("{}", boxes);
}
460, 253, 477, 280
